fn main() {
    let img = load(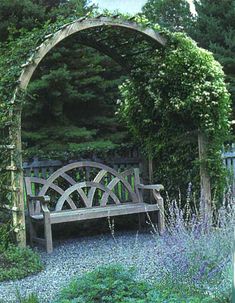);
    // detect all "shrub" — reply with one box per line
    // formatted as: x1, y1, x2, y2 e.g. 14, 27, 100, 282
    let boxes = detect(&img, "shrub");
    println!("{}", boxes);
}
0, 245, 43, 282
15, 293, 39, 303
150, 192, 234, 302
118, 30, 231, 197
52, 265, 214, 303
0, 265, 220, 303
